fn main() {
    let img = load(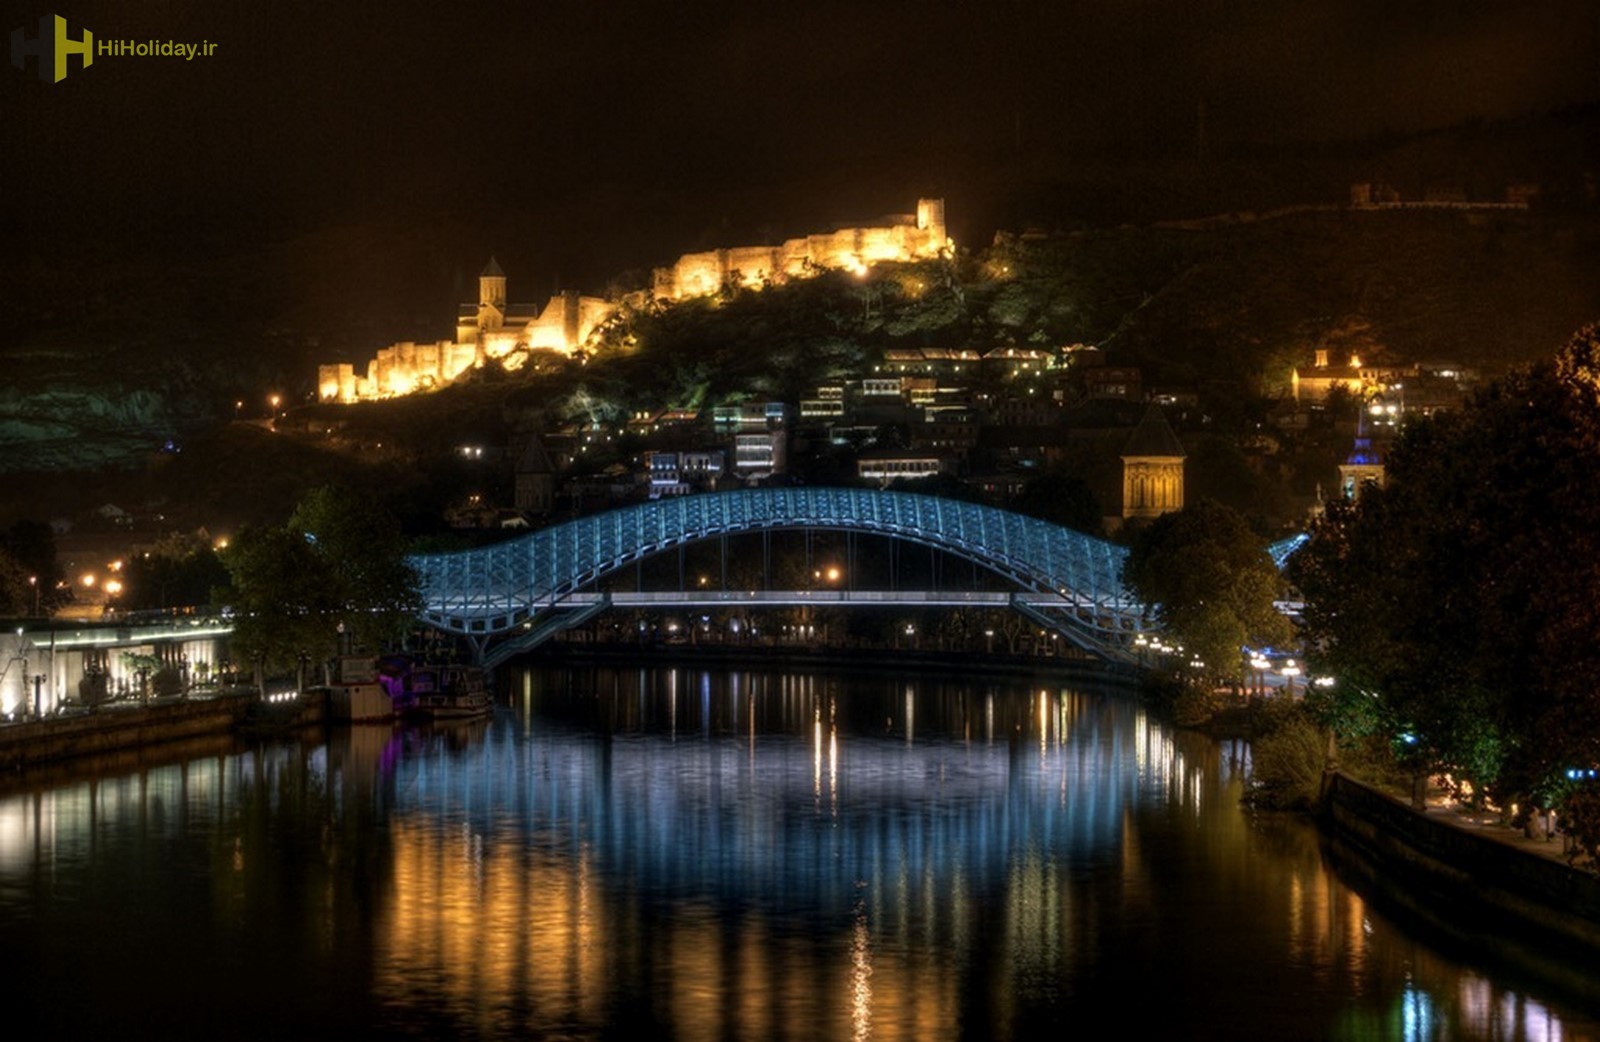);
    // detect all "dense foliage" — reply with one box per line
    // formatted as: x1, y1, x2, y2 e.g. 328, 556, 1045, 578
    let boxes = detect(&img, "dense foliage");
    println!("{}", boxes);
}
1290, 324, 1600, 823
0, 520, 59, 614
1248, 702, 1331, 811
120, 532, 231, 611
1121, 499, 1293, 685
223, 485, 420, 687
